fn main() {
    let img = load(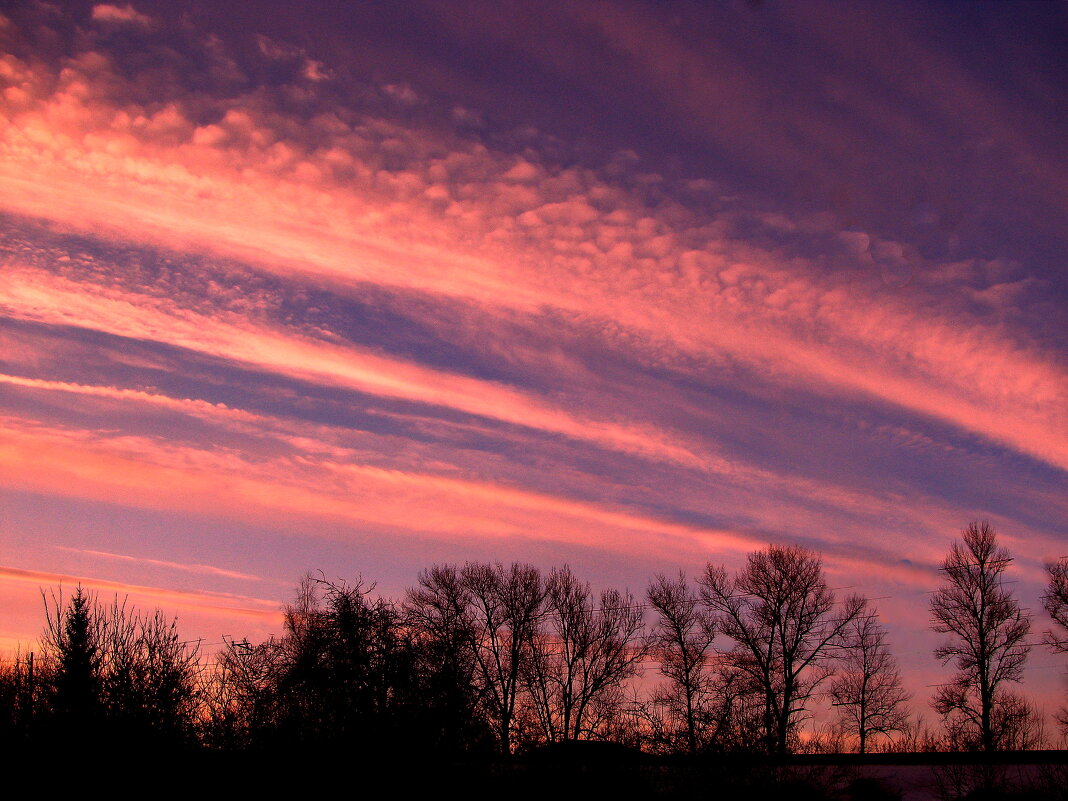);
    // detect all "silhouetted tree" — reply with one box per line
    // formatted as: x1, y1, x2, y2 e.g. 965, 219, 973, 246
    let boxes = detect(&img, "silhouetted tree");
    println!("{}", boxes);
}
701, 663, 767, 752
646, 571, 717, 754
461, 561, 546, 753
828, 609, 910, 753
404, 564, 493, 754
700, 544, 866, 755
939, 690, 1045, 755
930, 521, 1031, 752
42, 586, 103, 730
202, 635, 285, 749
524, 565, 646, 742
988, 692, 1045, 750
1044, 556, 1068, 735
98, 599, 201, 744
1044, 556, 1068, 654
39, 586, 200, 746
274, 574, 420, 749
0, 648, 44, 744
